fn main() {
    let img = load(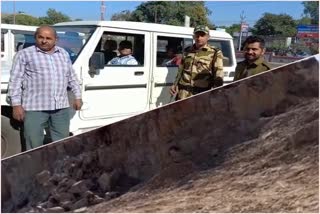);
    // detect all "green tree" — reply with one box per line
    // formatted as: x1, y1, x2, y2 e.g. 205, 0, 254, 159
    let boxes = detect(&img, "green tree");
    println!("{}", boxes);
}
2, 14, 14, 24
302, 1, 319, 24
15, 14, 41, 25
130, 1, 174, 24
296, 16, 312, 25
39, 8, 71, 25
1, 13, 40, 25
111, 10, 134, 21
225, 24, 241, 36
174, 1, 213, 27
252, 13, 297, 36
126, 1, 213, 27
